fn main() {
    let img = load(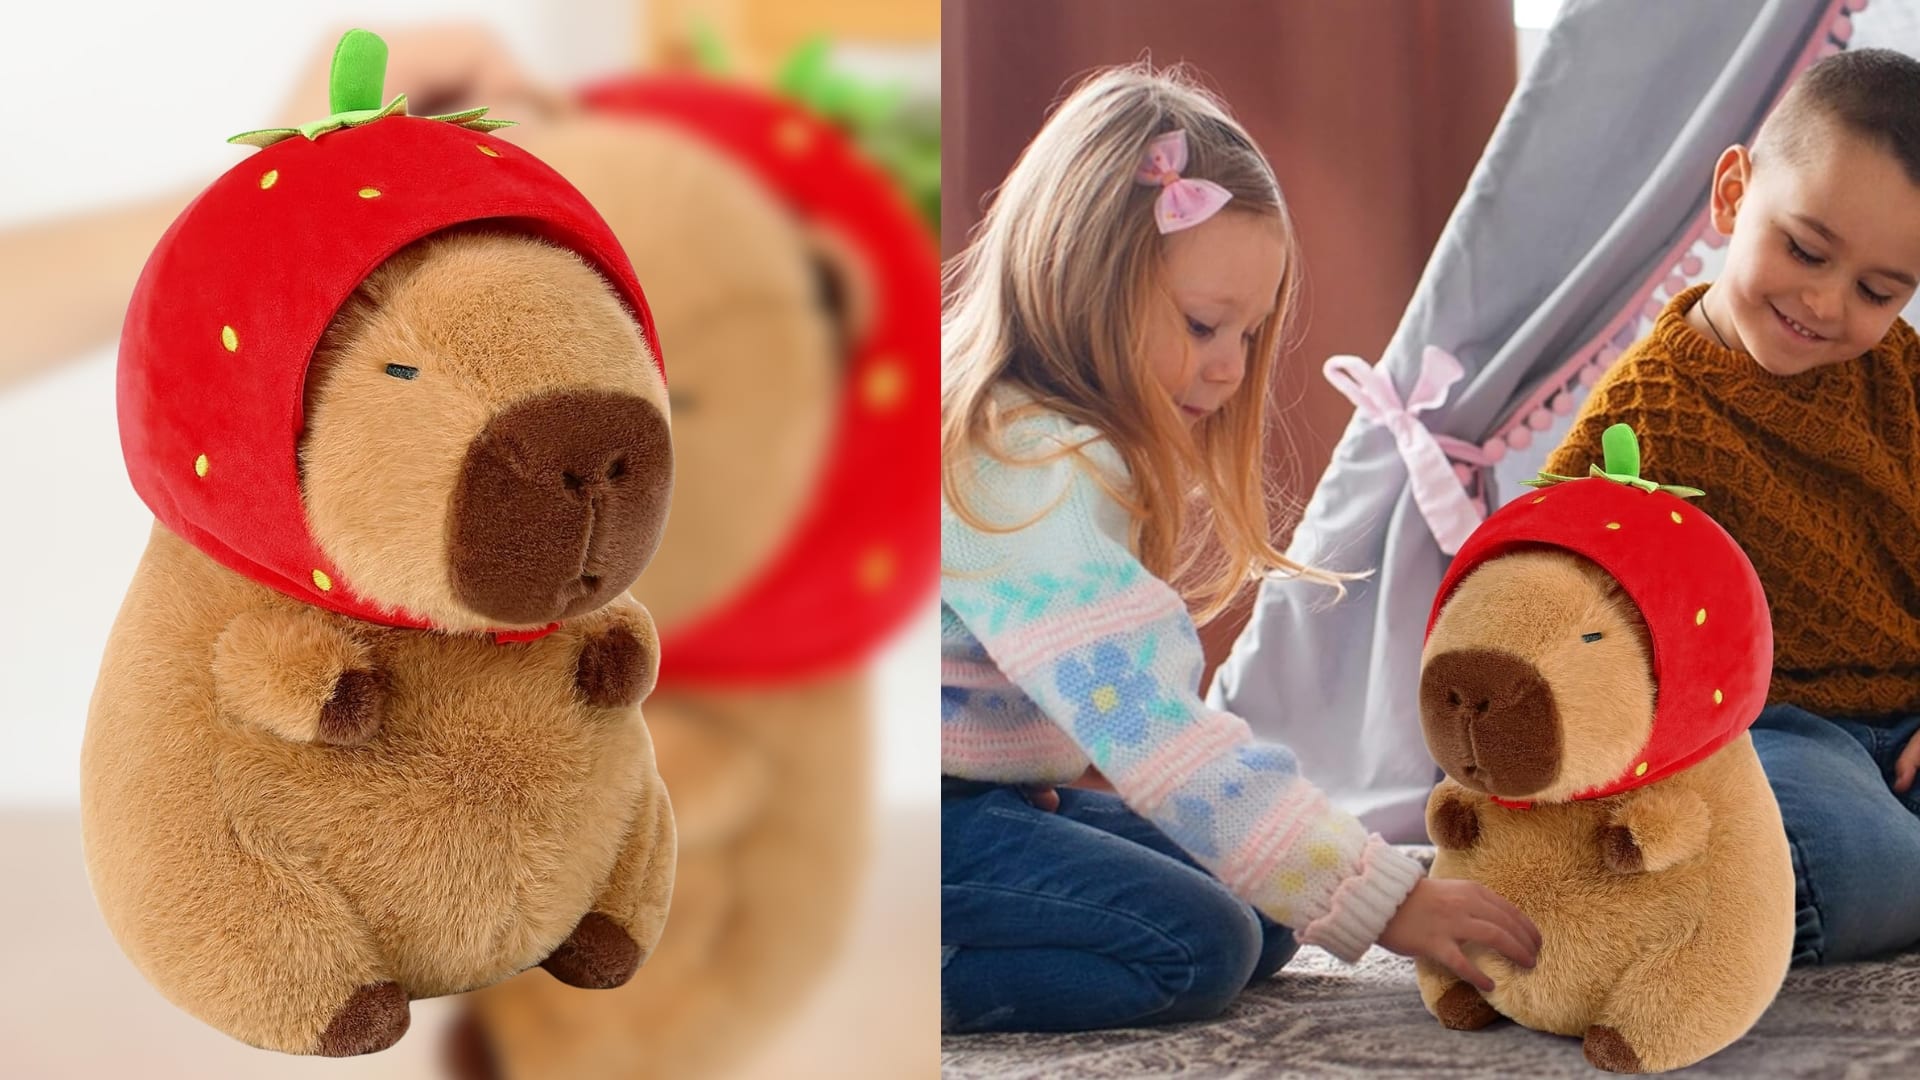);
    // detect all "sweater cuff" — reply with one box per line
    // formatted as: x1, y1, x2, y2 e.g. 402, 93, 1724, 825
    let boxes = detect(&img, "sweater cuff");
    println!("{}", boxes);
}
1296, 836, 1425, 964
